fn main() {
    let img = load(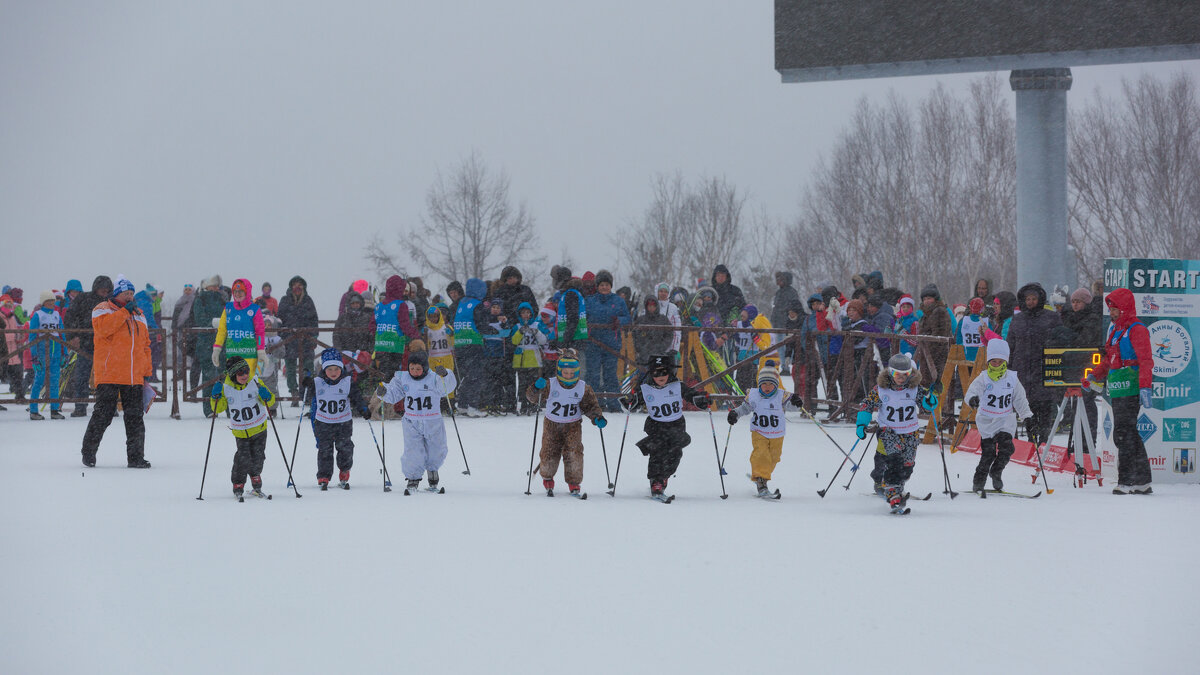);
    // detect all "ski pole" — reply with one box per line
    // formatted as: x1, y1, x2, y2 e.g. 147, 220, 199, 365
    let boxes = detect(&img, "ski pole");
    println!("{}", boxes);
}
842, 431, 876, 491
929, 412, 958, 499
606, 408, 632, 497
267, 412, 303, 498
196, 410, 218, 500
707, 409, 728, 499
718, 422, 732, 475
1031, 439, 1056, 495
445, 399, 471, 476
365, 419, 392, 491
817, 434, 864, 497
799, 405, 859, 468
524, 389, 545, 495
287, 391, 309, 488
598, 424, 613, 489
